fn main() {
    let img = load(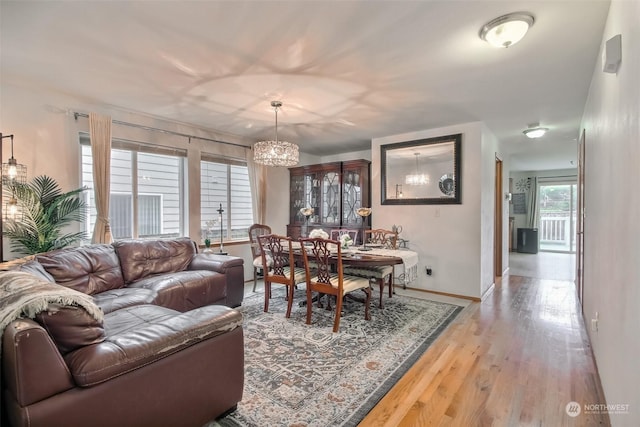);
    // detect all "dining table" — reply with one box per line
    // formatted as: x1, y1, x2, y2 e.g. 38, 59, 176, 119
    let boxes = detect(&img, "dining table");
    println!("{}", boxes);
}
288, 242, 405, 307
289, 242, 420, 287
289, 242, 403, 269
